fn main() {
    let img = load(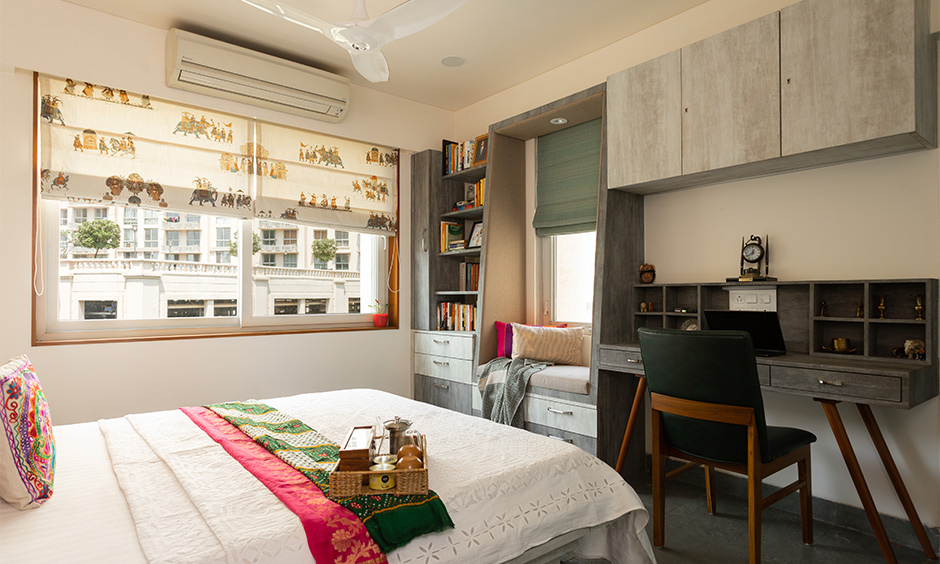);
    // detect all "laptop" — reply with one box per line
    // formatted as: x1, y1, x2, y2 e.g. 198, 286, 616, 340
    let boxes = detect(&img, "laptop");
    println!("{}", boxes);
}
702, 310, 787, 357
